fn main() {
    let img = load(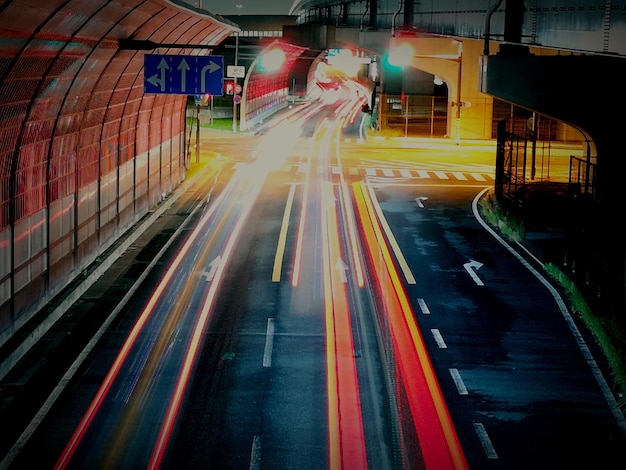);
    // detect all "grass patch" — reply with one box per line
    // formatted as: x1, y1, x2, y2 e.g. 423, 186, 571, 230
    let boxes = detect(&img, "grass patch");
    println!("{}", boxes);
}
186, 117, 243, 132
478, 190, 524, 242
